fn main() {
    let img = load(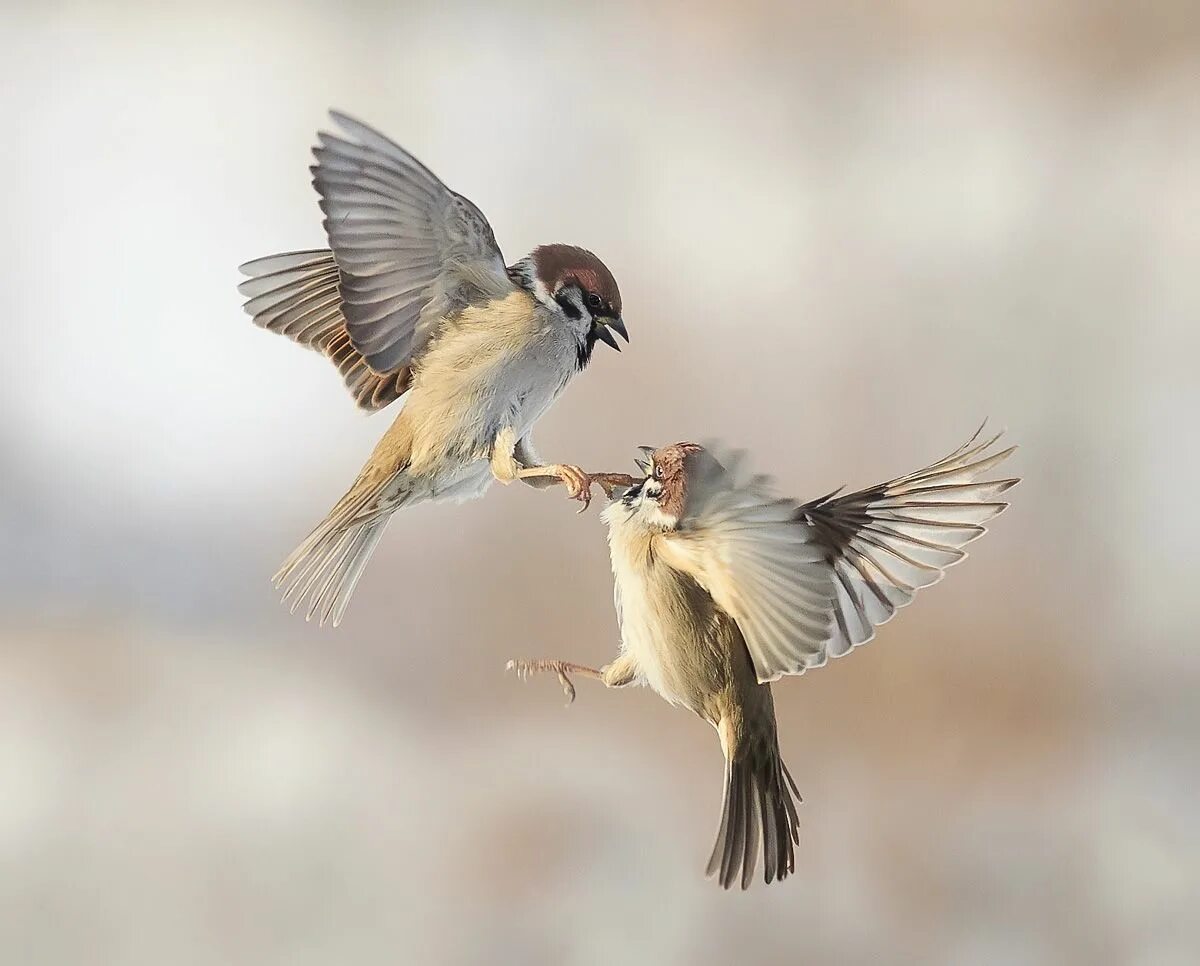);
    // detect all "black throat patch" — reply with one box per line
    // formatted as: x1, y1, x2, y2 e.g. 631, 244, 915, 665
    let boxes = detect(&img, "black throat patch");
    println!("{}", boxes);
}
507, 266, 596, 370
552, 290, 596, 370
577, 328, 599, 370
